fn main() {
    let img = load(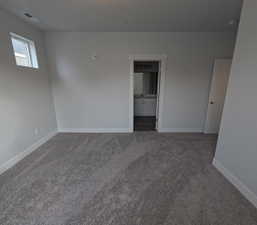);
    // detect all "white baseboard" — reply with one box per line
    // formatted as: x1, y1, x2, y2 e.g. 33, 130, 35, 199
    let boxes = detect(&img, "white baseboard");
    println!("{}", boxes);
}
158, 128, 203, 133
59, 128, 131, 133
0, 130, 57, 175
60, 128, 203, 134
213, 158, 257, 209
